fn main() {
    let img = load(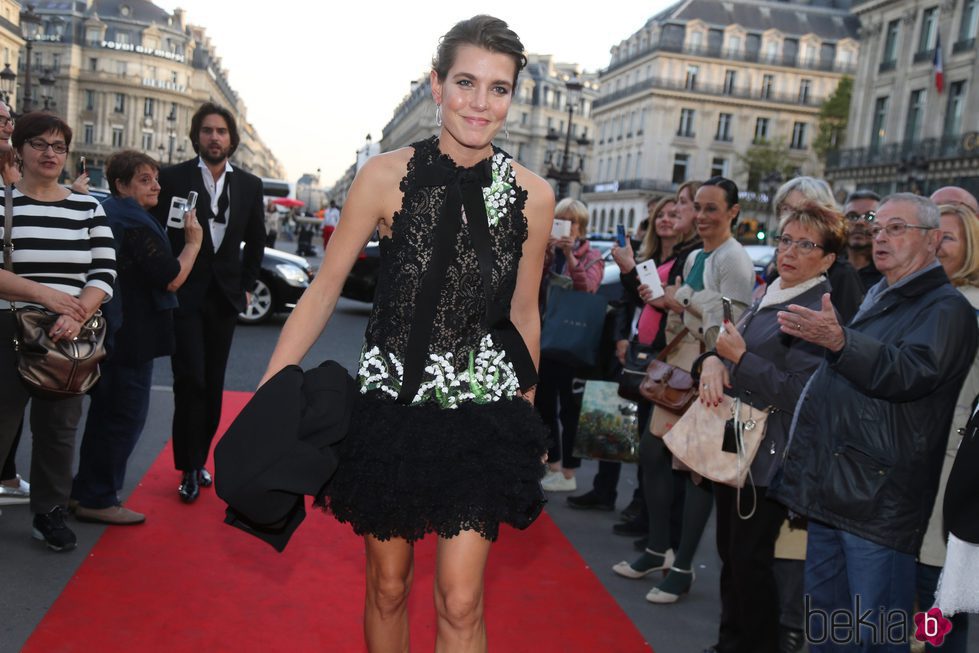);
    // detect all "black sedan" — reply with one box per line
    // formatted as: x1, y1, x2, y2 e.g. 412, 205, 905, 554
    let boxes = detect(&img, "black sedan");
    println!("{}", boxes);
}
238, 246, 313, 324
341, 239, 381, 303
